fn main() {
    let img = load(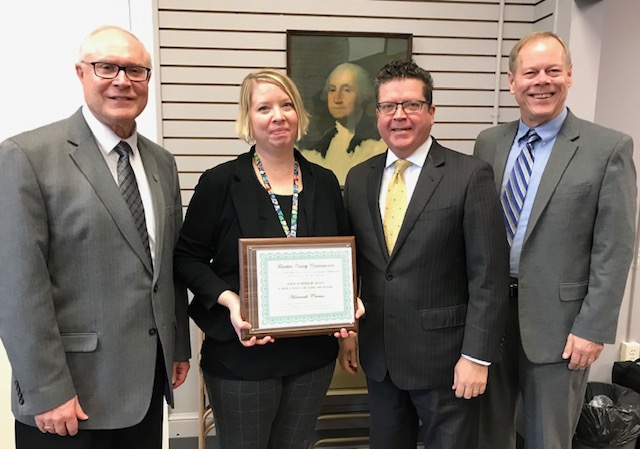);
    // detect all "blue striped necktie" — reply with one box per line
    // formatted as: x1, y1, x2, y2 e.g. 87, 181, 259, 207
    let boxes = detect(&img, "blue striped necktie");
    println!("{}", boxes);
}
114, 141, 151, 261
501, 129, 540, 246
